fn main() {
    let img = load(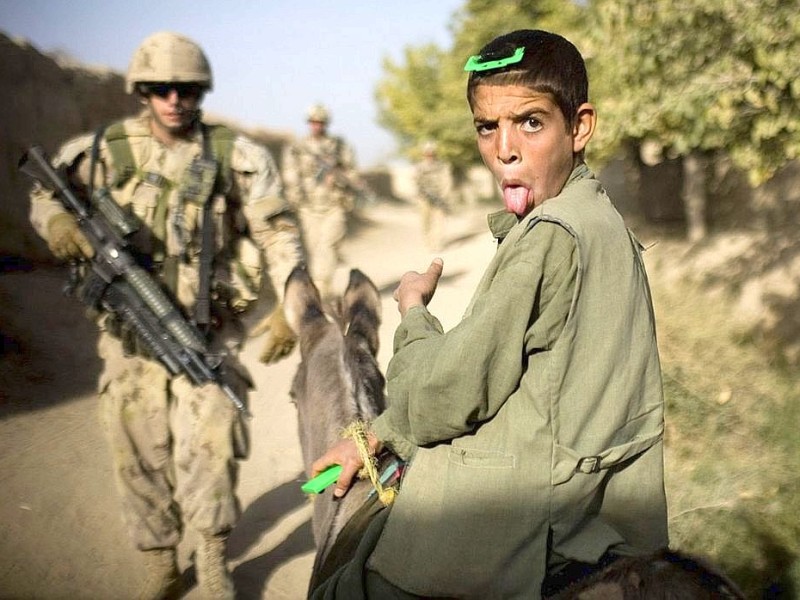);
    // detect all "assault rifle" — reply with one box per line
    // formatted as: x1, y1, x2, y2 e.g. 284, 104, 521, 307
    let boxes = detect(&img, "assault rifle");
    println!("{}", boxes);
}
312, 153, 376, 205
314, 153, 358, 190
19, 145, 249, 416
